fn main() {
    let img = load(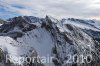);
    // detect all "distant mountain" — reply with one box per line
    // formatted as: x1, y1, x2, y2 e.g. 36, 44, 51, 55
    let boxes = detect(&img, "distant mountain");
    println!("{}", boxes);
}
0, 16, 100, 66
